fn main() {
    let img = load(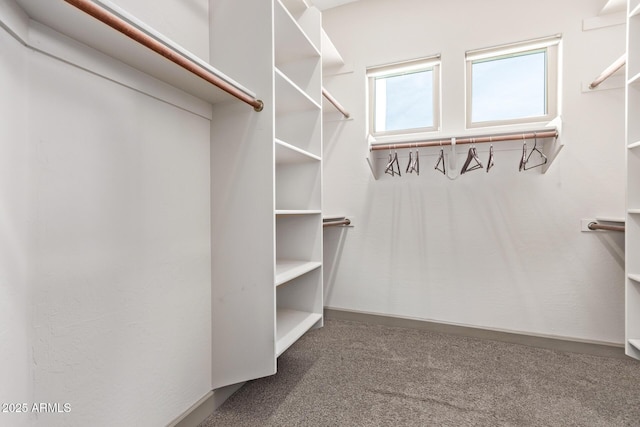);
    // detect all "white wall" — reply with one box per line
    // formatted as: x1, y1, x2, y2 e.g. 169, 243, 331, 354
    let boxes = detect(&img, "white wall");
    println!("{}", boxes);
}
0, 2, 213, 424
0, 18, 32, 427
322, 0, 627, 344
